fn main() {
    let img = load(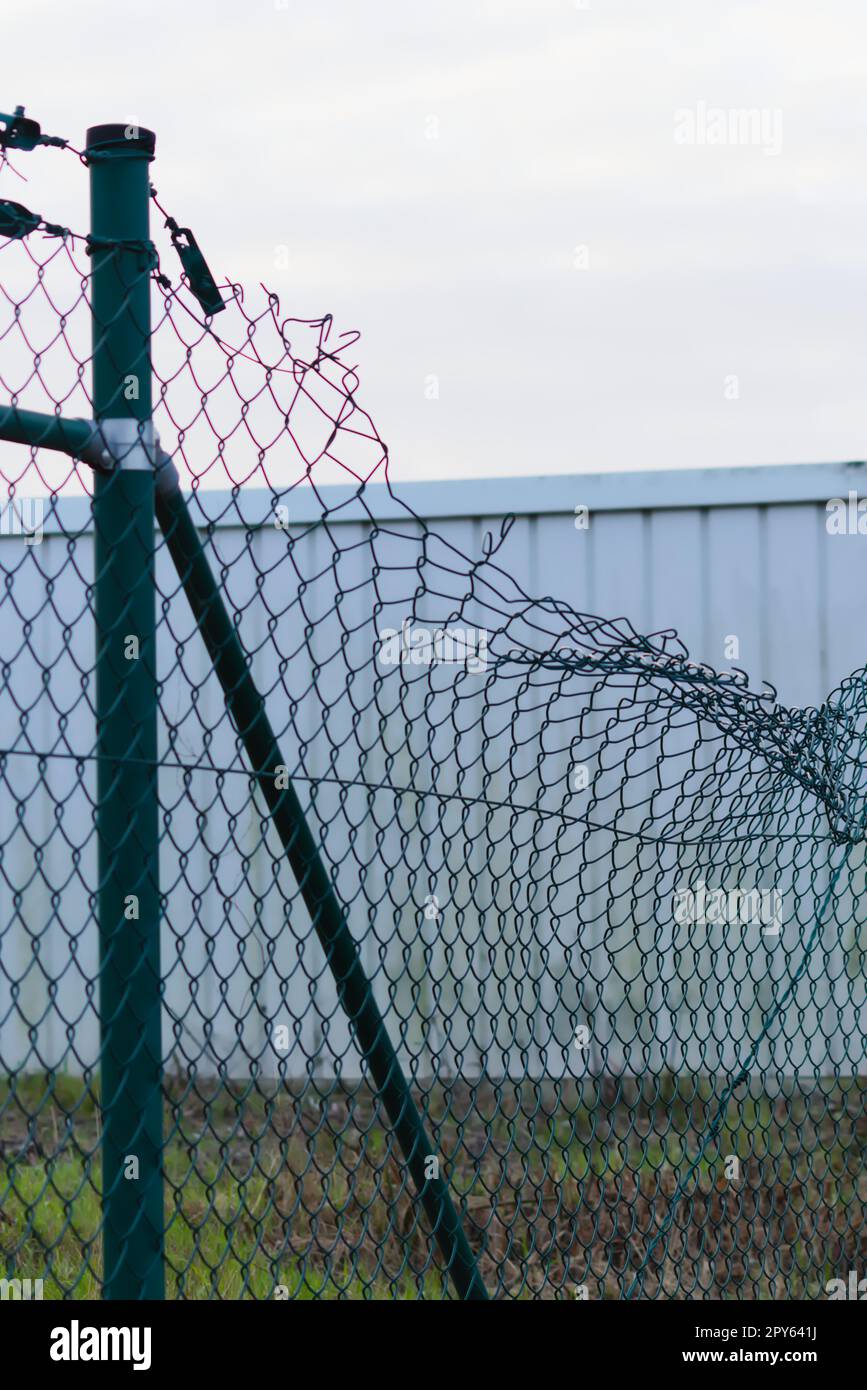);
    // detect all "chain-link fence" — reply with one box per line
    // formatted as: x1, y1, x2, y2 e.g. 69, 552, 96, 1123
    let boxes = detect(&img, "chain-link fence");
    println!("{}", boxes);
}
1, 108, 866, 1301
